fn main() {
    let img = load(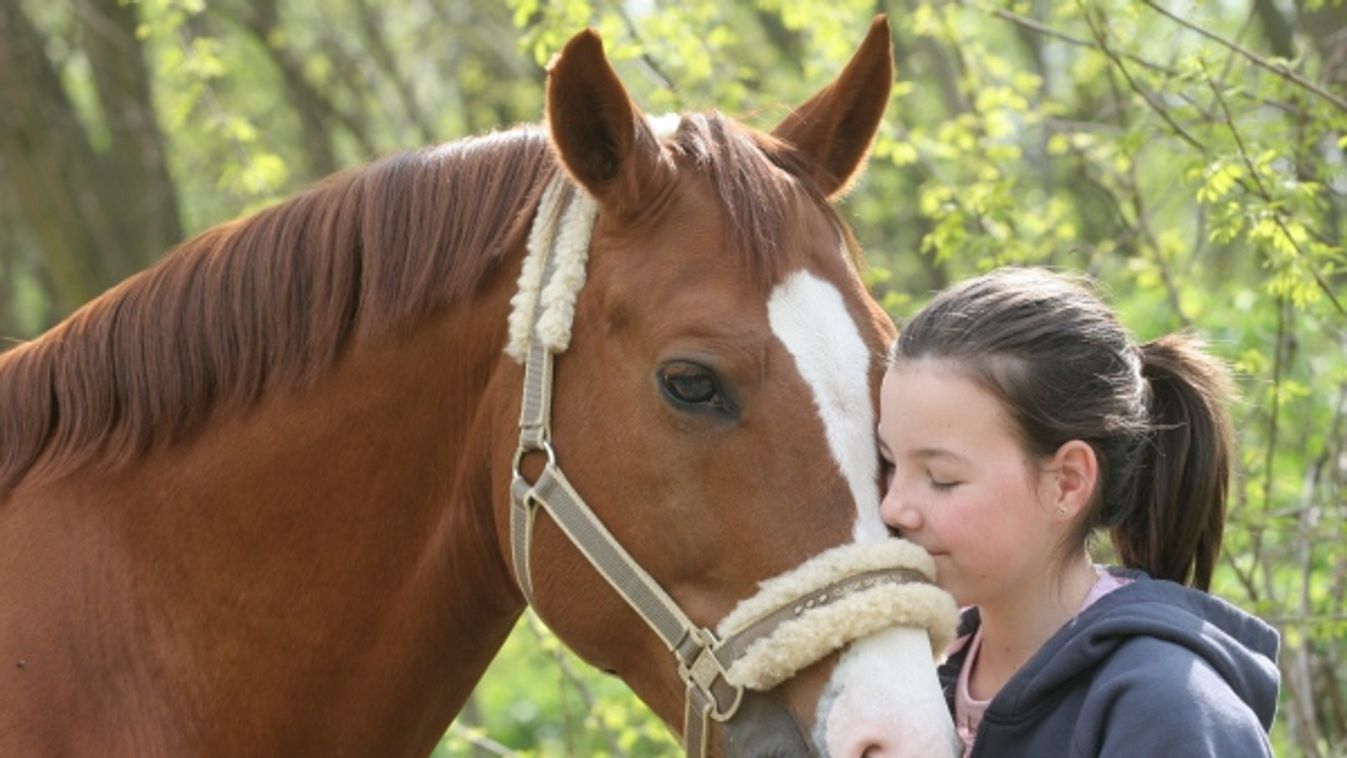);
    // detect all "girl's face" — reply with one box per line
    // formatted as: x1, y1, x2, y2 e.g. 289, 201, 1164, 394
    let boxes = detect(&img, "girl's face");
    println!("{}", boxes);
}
878, 358, 1059, 608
